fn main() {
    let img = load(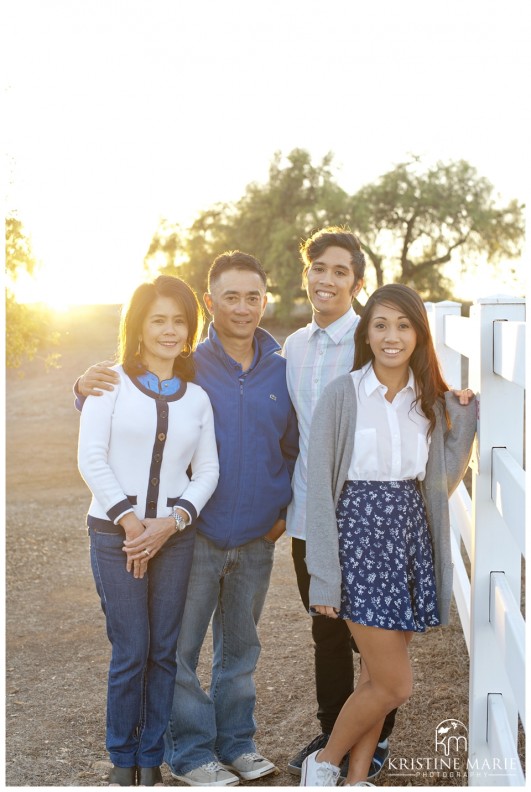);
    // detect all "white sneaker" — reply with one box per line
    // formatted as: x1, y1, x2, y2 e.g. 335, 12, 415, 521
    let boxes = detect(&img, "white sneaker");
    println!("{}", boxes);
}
224, 751, 276, 780
301, 750, 340, 786
170, 761, 240, 786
